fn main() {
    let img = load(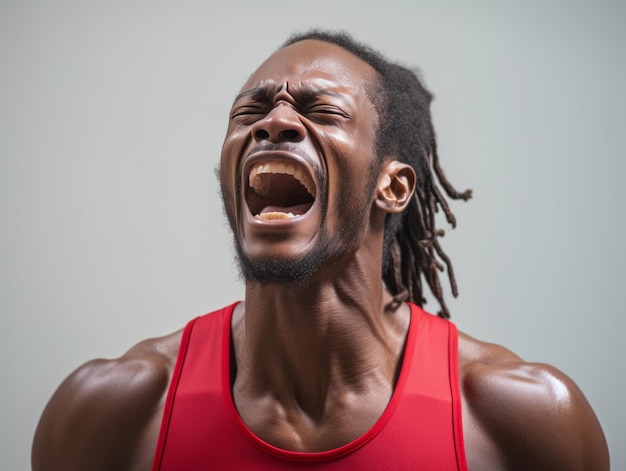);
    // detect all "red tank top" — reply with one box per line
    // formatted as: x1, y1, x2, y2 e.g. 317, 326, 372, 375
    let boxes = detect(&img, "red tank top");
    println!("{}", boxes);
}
152, 303, 468, 470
